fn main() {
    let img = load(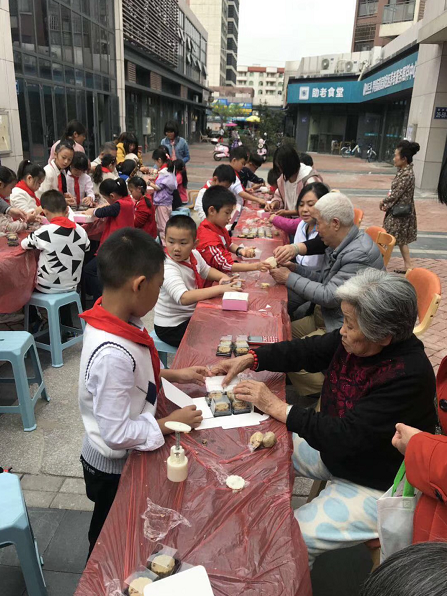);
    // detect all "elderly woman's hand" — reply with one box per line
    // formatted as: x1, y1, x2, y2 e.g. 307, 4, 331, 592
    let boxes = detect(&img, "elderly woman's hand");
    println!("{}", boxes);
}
210, 354, 255, 387
392, 423, 422, 455
234, 380, 288, 423
270, 266, 292, 285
